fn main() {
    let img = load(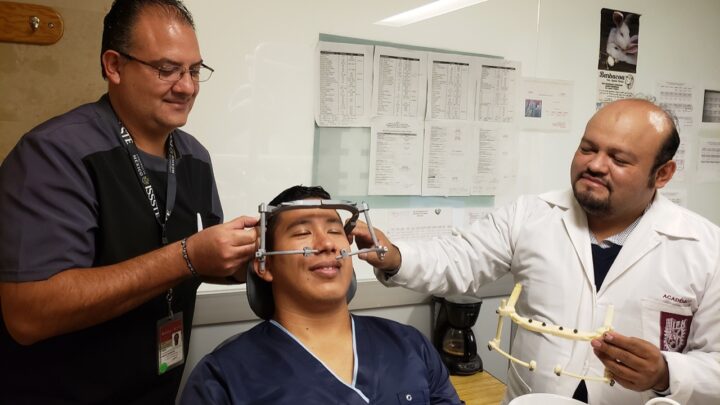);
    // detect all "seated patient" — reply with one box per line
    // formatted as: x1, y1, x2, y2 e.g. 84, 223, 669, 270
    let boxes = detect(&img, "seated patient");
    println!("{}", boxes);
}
180, 185, 461, 404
